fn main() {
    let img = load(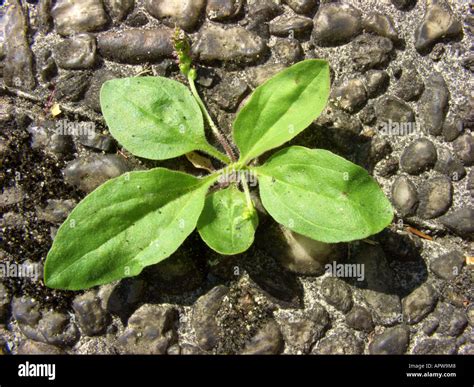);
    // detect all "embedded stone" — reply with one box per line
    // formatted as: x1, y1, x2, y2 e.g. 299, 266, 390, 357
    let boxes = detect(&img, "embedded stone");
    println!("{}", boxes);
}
192, 25, 267, 64
312, 3, 362, 46
53, 34, 97, 69
97, 28, 174, 64
145, 0, 205, 32
391, 175, 419, 217
363, 13, 399, 42
400, 139, 437, 175
414, 1, 462, 53
417, 176, 452, 219
3, 0, 35, 90
52, 0, 108, 36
